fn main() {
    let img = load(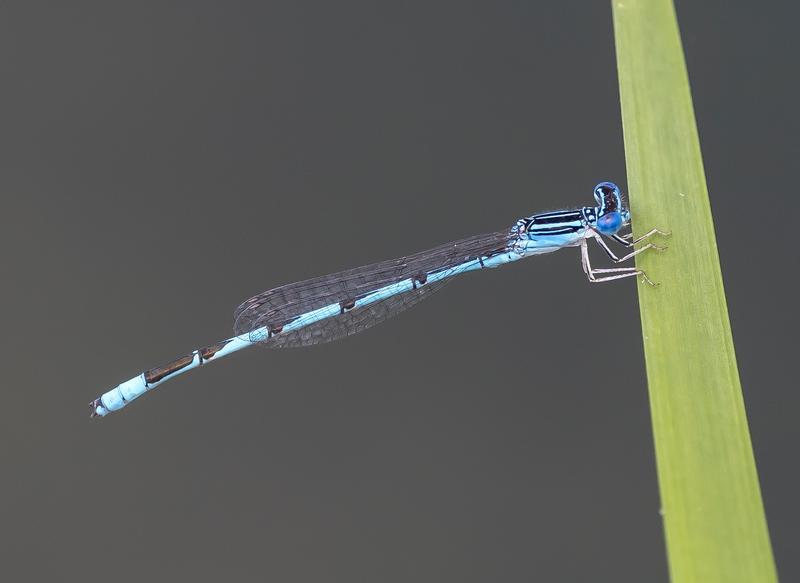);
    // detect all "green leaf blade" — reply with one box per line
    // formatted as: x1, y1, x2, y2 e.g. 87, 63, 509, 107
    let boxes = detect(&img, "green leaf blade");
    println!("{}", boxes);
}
611, 1, 778, 581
